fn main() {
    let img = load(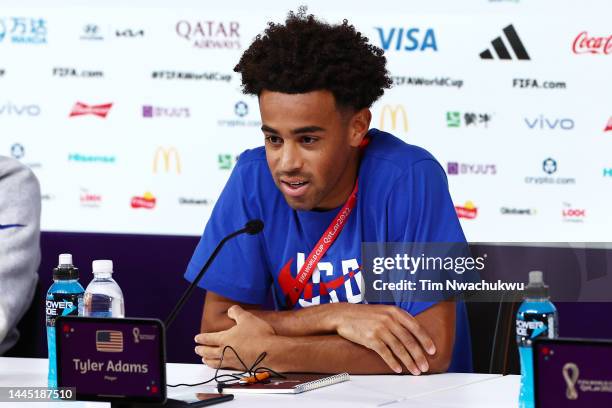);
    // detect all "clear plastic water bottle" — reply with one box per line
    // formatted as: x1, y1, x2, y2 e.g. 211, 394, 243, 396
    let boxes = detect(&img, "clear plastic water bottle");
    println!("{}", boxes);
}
516, 271, 558, 408
46, 254, 84, 388
81, 260, 125, 318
